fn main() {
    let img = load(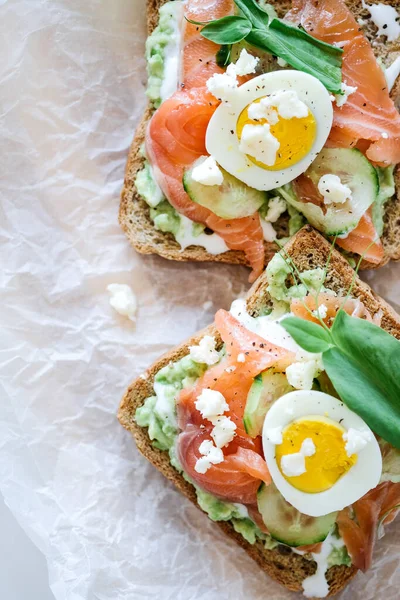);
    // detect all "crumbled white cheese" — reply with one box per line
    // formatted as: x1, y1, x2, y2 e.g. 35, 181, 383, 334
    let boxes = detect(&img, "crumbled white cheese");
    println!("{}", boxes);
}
265, 426, 283, 445
225, 365, 236, 373
195, 440, 224, 474
267, 89, 309, 119
381, 132, 389, 139
317, 174, 352, 205
261, 219, 277, 242
343, 428, 373, 457
277, 57, 288, 67
286, 360, 321, 390
237, 353, 246, 363
248, 102, 279, 124
232, 48, 259, 76
264, 196, 287, 223
312, 303, 328, 320
206, 70, 238, 103
280, 438, 316, 477
249, 89, 308, 121
189, 335, 220, 365
107, 284, 137, 321
191, 156, 223, 186
361, 1, 400, 42
195, 389, 229, 419
239, 123, 280, 166
334, 82, 357, 107
210, 415, 237, 448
